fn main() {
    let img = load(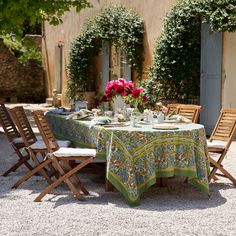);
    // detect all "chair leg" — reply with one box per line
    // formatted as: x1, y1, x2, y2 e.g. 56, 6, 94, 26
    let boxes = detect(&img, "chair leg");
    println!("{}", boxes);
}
209, 157, 236, 186
12, 159, 53, 189
34, 157, 93, 202
24, 161, 34, 171
47, 163, 60, 178
208, 152, 226, 182
39, 152, 59, 179
213, 175, 219, 181
2, 155, 32, 176
53, 158, 86, 200
14, 145, 34, 171
3, 146, 33, 176
30, 151, 54, 185
64, 160, 89, 195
